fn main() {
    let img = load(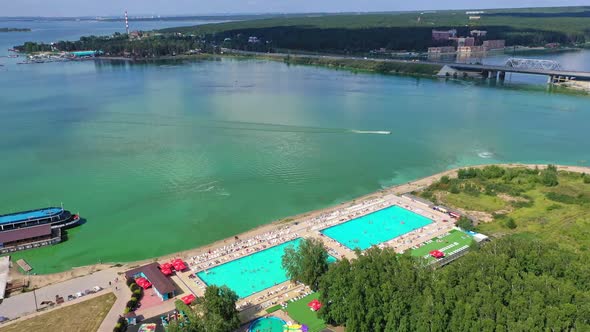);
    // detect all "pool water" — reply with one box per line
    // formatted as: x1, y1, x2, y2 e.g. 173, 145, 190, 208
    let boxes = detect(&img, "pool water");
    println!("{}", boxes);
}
248, 317, 286, 332
197, 238, 336, 298
321, 205, 433, 250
